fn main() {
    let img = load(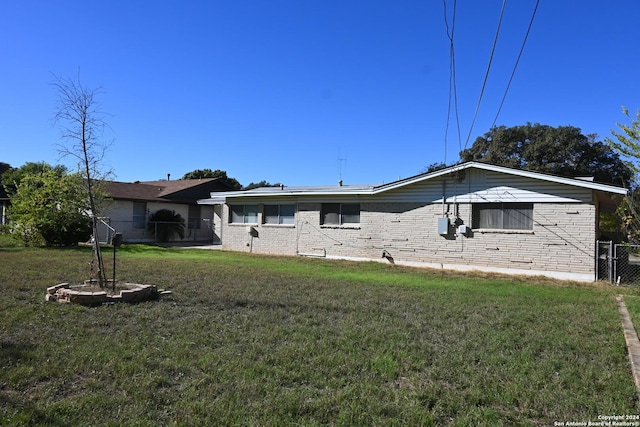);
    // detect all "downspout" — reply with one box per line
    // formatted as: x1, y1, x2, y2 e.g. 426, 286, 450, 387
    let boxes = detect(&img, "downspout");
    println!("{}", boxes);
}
295, 201, 300, 255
